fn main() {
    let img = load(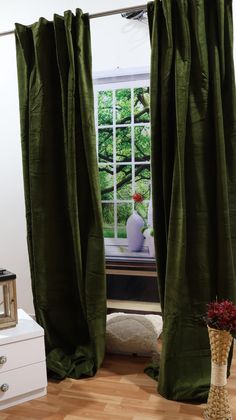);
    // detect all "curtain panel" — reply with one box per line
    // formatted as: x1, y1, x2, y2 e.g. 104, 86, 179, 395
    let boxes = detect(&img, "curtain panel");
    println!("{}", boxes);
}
15, 9, 106, 379
148, 0, 236, 401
